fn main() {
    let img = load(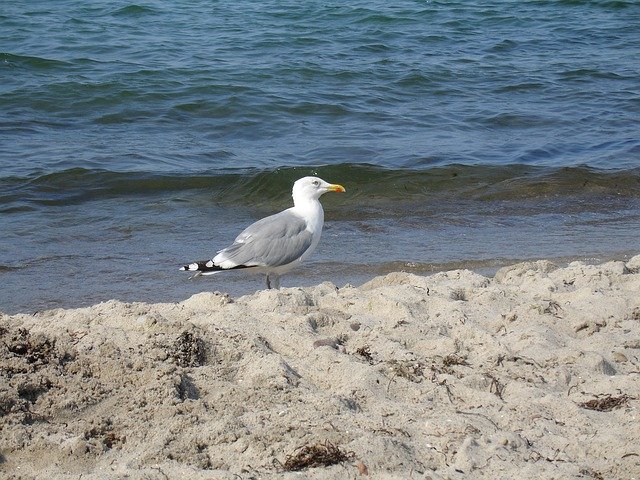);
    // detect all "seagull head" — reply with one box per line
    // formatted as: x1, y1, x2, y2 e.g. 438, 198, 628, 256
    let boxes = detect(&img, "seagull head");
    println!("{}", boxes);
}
292, 176, 346, 203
